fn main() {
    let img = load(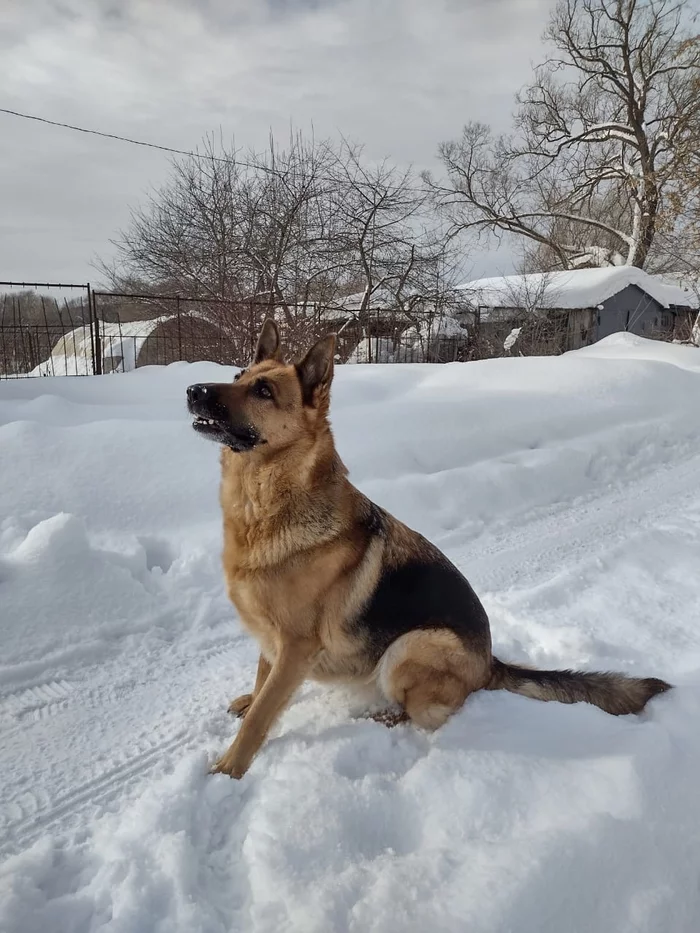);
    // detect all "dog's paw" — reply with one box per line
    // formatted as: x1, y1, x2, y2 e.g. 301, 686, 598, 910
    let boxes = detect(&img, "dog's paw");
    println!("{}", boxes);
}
227, 693, 253, 717
210, 753, 245, 779
369, 708, 410, 728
